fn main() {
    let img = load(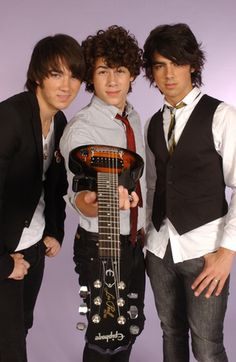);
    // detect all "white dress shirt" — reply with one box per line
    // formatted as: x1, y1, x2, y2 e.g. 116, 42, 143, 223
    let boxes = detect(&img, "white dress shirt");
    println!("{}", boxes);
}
60, 95, 146, 235
145, 87, 236, 263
